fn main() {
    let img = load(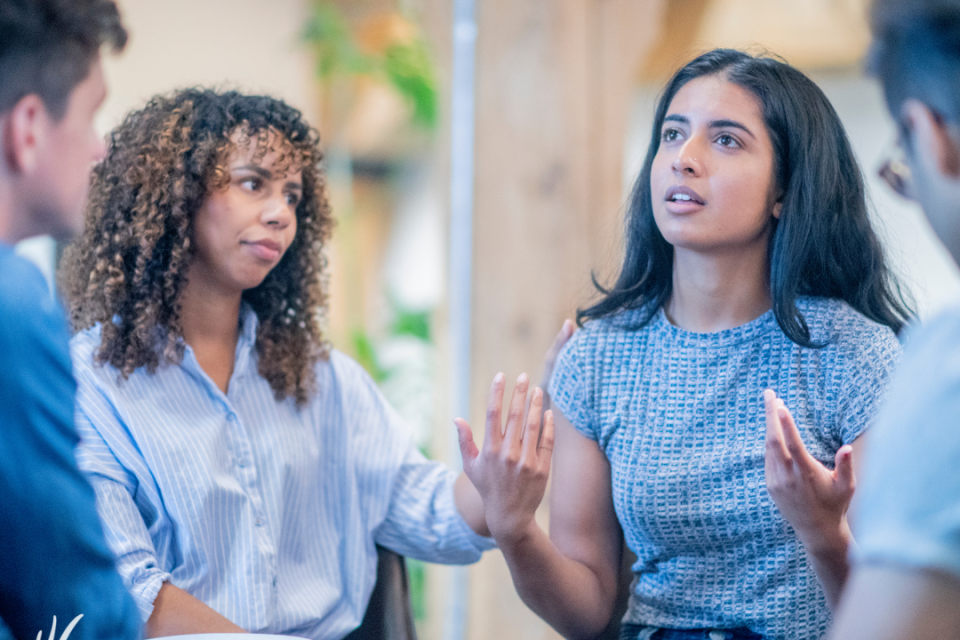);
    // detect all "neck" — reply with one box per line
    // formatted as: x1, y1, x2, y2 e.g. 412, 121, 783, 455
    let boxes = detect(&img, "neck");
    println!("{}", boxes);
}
665, 241, 772, 333
179, 269, 243, 393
